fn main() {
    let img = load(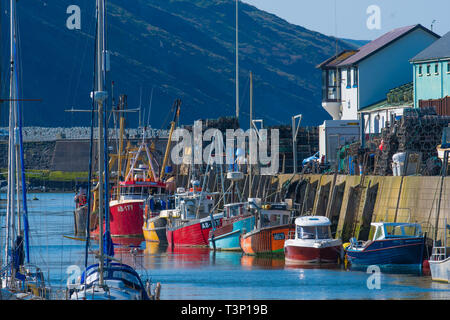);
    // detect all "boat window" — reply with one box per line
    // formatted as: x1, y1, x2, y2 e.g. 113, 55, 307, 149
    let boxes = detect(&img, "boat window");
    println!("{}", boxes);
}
316, 226, 331, 239
299, 226, 315, 240
402, 225, 421, 237
282, 215, 289, 225
230, 206, 239, 217
261, 213, 280, 227
373, 226, 383, 240
111, 270, 141, 288
385, 225, 403, 237
185, 201, 196, 219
